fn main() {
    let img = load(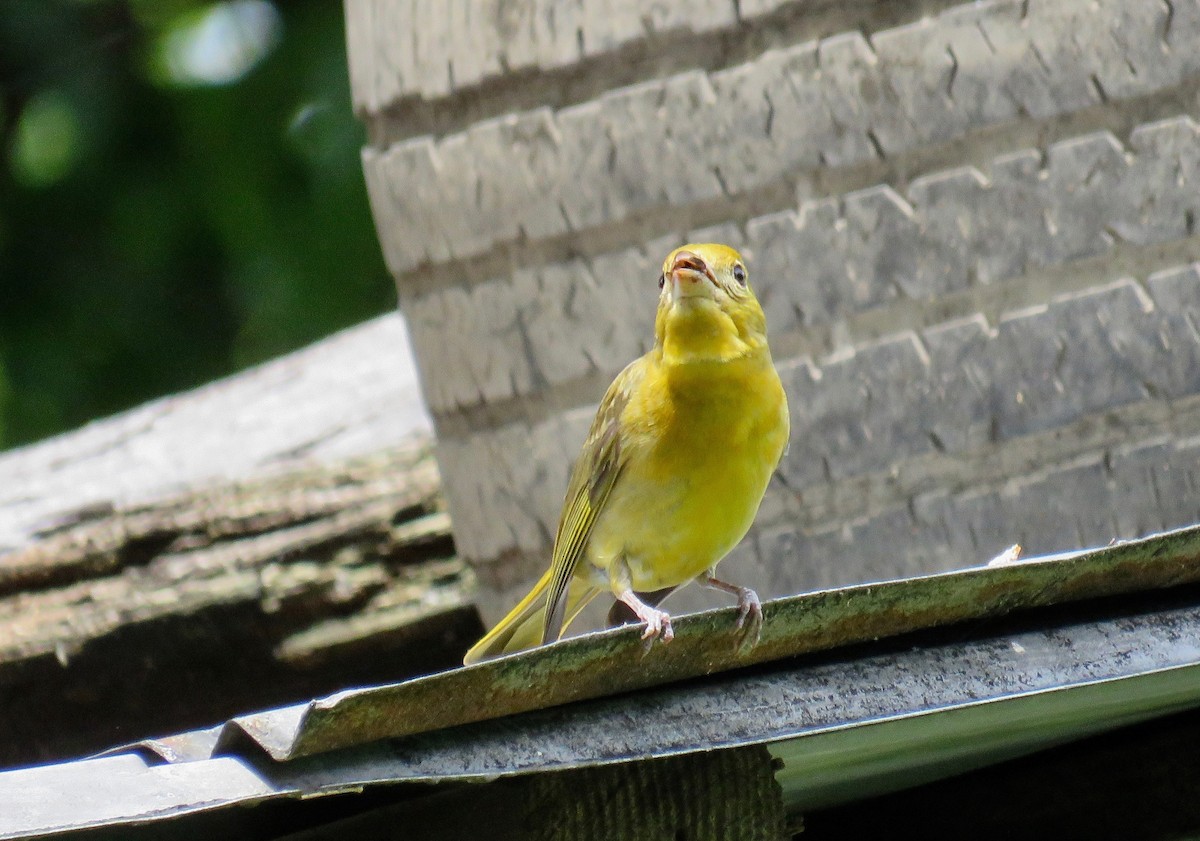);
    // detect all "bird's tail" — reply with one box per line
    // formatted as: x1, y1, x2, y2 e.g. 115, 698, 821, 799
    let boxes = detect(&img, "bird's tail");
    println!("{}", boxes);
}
462, 570, 599, 665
